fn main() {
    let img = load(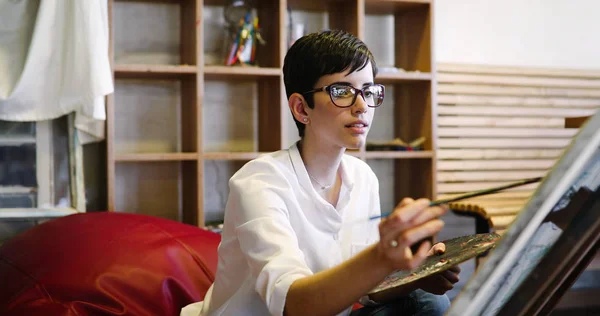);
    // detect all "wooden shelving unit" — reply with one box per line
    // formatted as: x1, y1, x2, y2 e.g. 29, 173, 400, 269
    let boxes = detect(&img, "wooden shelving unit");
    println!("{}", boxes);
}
106, 0, 436, 226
